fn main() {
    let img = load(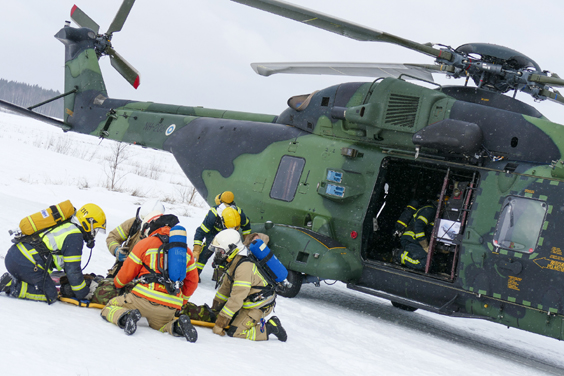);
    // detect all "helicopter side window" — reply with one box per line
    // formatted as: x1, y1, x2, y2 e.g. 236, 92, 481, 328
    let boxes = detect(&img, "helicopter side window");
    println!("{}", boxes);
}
287, 91, 319, 111
270, 156, 305, 202
493, 196, 547, 253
